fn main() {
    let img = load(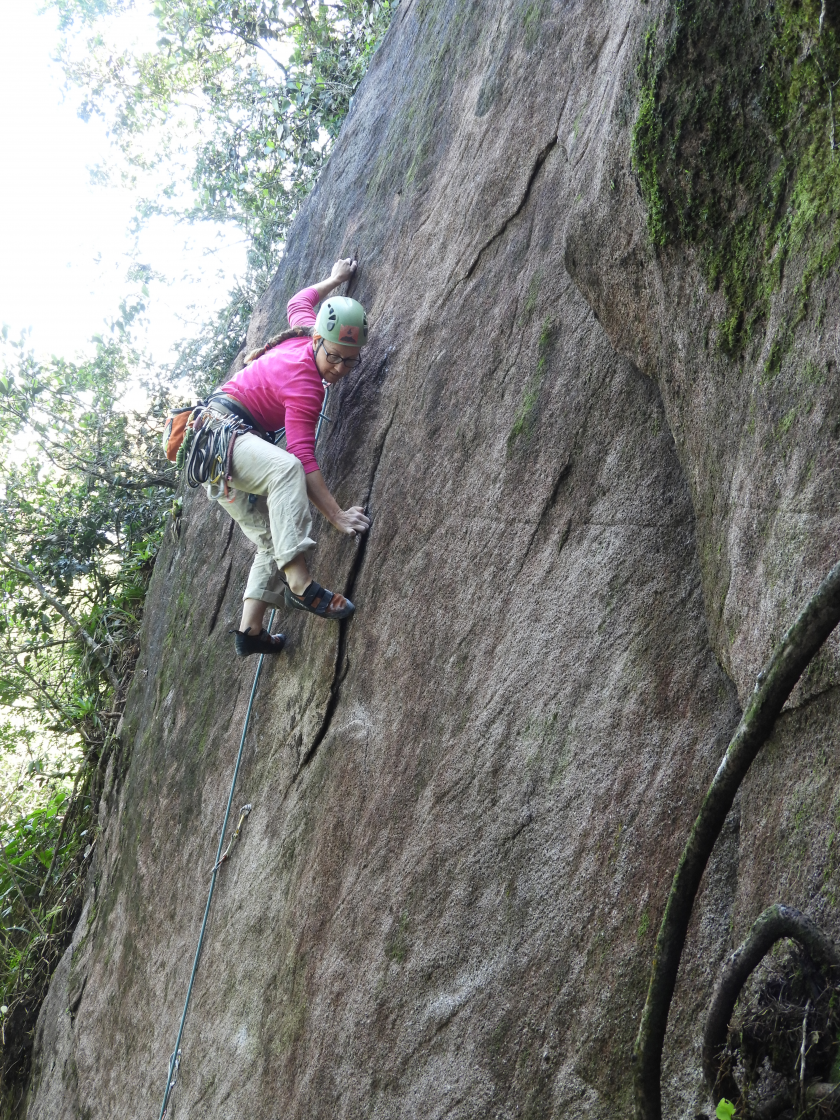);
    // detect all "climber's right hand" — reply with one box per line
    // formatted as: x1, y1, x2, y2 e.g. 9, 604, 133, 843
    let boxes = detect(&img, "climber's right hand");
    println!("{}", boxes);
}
329, 258, 357, 287
332, 505, 370, 539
